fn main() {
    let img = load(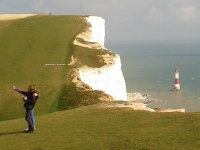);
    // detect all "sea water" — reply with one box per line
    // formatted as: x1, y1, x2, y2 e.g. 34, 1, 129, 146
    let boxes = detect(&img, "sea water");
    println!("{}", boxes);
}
106, 41, 200, 112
